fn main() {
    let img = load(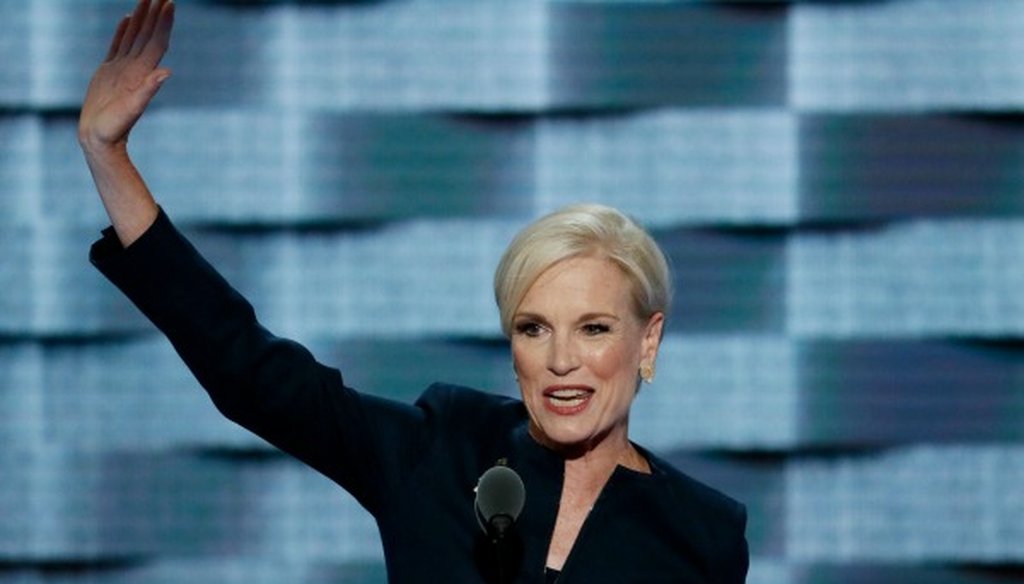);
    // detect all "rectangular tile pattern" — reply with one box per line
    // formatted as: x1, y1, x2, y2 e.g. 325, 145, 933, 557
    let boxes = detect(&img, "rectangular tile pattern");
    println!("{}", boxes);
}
2, 1, 1023, 582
